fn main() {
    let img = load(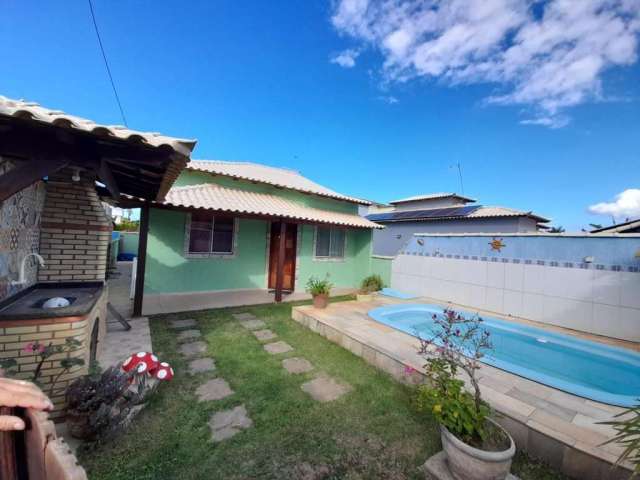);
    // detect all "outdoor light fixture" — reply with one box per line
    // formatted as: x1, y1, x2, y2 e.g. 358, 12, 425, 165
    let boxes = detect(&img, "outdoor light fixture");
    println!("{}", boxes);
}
71, 168, 81, 182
